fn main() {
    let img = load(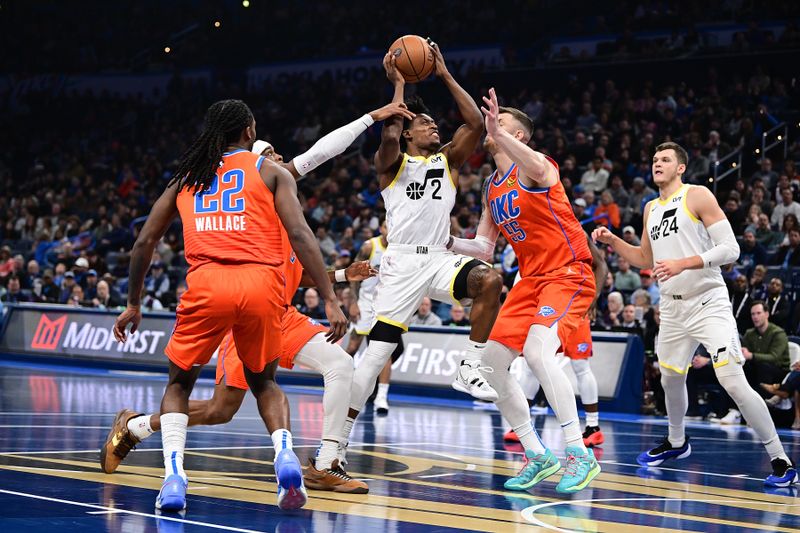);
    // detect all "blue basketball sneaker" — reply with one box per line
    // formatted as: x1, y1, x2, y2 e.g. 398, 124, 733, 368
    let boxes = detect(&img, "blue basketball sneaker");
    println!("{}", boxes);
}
765, 458, 798, 488
504, 449, 561, 491
155, 474, 187, 512
637, 436, 691, 467
275, 449, 307, 510
555, 446, 601, 494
